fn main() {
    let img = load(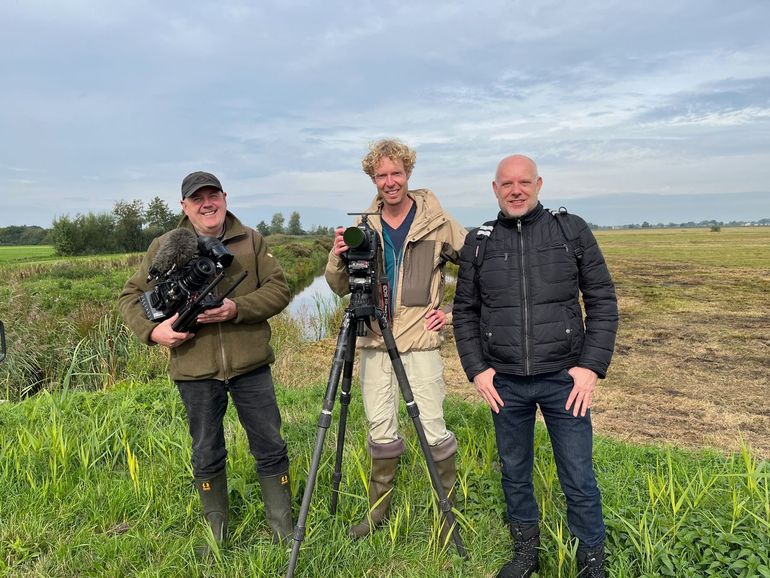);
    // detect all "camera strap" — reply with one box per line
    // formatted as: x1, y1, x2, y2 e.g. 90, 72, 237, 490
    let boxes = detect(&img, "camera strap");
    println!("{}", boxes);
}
379, 275, 392, 323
